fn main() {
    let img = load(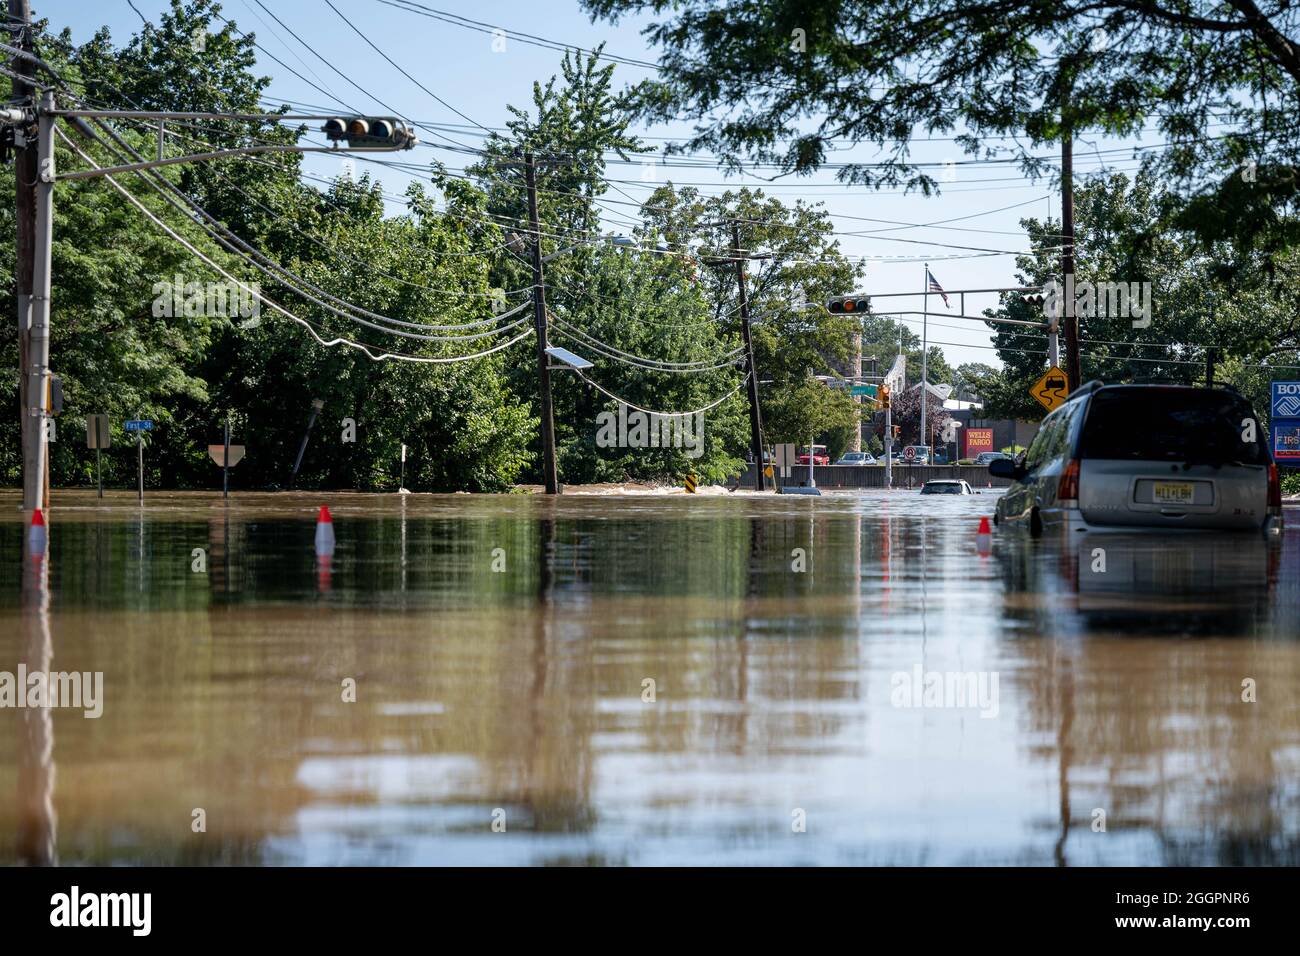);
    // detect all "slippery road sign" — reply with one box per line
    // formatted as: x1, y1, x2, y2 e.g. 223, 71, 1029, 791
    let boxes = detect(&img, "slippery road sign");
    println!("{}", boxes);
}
1030, 366, 1070, 413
